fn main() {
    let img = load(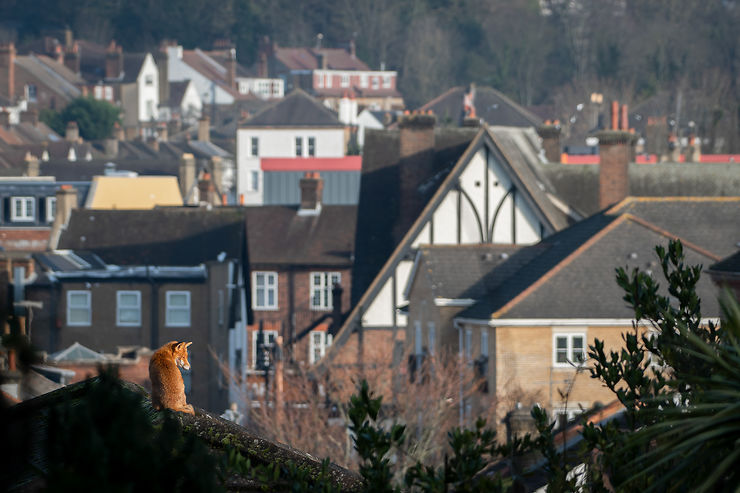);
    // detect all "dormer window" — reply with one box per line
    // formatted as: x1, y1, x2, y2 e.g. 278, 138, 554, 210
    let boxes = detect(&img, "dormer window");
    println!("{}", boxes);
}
46, 197, 56, 223
11, 197, 35, 222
